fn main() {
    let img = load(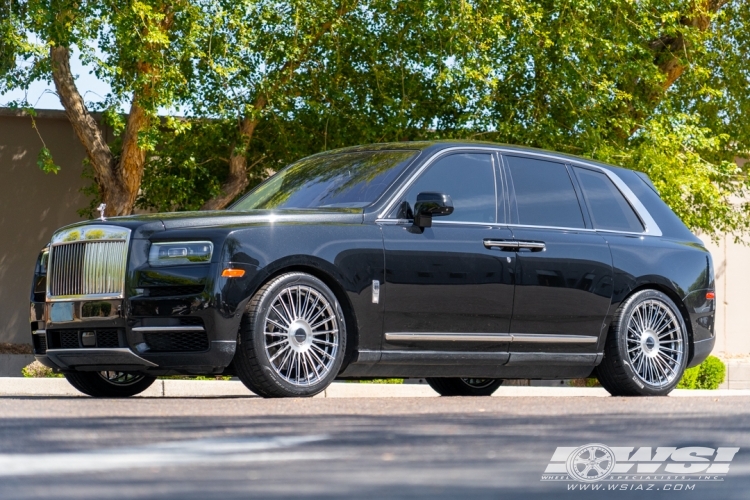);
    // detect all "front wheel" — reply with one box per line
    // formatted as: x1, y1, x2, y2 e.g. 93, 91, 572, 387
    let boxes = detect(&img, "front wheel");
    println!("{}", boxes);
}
596, 289, 689, 396
234, 272, 347, 398
426, 378, 504, 396
64, 371, 156, 397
